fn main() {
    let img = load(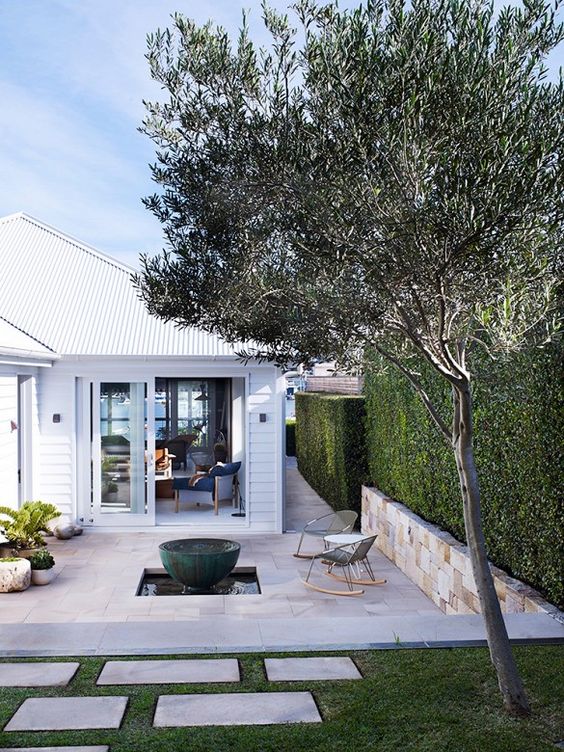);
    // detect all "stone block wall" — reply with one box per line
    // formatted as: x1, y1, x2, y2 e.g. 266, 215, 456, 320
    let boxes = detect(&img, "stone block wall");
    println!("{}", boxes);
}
362, 485, 562, 620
